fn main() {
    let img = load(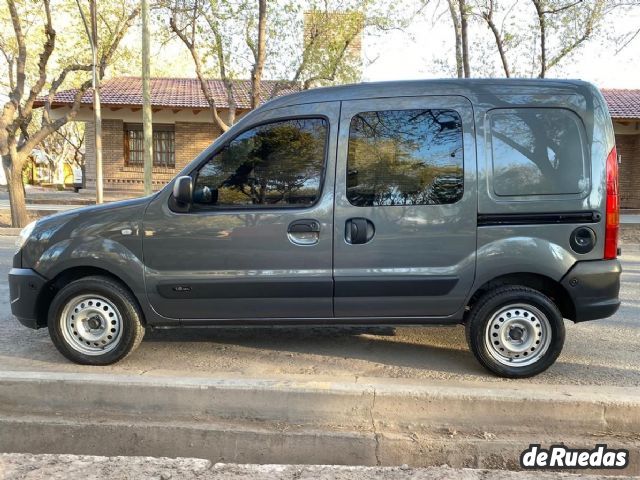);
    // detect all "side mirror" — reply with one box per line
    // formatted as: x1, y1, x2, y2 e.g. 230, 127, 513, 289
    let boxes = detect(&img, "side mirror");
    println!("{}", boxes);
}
173, 175, 193, 206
